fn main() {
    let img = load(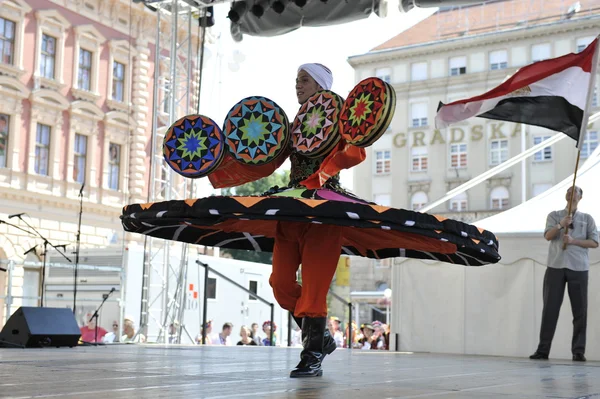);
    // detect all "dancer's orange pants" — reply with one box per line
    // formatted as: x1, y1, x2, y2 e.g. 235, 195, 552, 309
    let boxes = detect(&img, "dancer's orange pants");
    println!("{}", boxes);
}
269, 221, 343, 318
